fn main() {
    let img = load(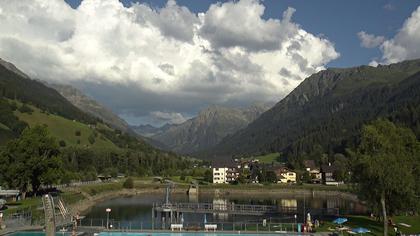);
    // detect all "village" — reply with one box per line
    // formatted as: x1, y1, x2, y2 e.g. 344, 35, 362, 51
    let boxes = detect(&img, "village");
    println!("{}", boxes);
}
212, 158, 344, 186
